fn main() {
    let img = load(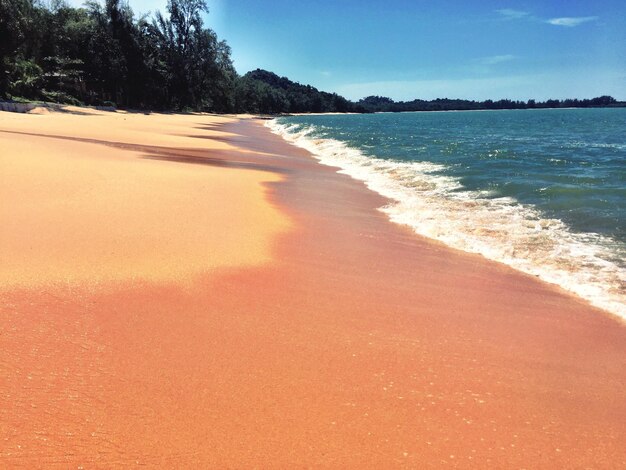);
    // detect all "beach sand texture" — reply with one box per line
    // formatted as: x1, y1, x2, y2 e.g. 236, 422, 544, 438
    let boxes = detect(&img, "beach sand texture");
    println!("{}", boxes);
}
1, 108, 625, 468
